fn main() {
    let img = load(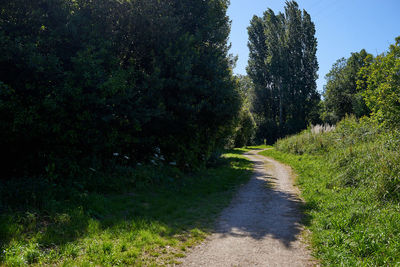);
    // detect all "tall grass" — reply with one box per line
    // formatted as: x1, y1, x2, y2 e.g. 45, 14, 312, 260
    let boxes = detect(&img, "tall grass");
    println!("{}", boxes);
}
276, 117, 400, 201
262, 116, 400, 265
